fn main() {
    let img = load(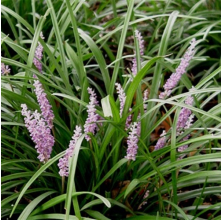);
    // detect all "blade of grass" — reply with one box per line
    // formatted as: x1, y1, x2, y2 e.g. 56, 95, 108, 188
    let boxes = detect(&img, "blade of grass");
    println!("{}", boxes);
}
18, 191, 56, 220
144, 11, 179, 143
10, 151, 65, 217
65, 135, 85, 220
109, 0, 134, 95
163, 200, 189, 220
31, 191, 110, 216
65, 0, 86, 87
79, 29, 110, 93
170, 108, 180, 218
46, 0, 73, 93
123, 57, 160, 115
